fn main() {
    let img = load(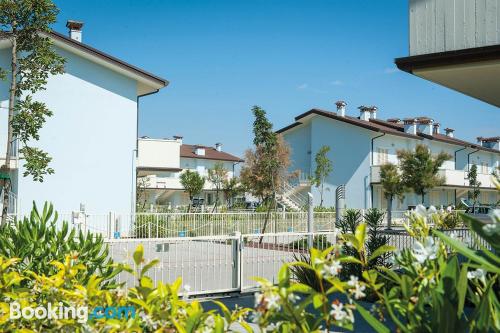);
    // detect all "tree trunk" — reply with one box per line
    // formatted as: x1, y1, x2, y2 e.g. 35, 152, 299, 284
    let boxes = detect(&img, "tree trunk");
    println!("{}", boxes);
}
320, 182, 324, 208
420, 193, 425, 205
1, 37, 17, 225
211, 188, 219, 213
386, 195, 393, 230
